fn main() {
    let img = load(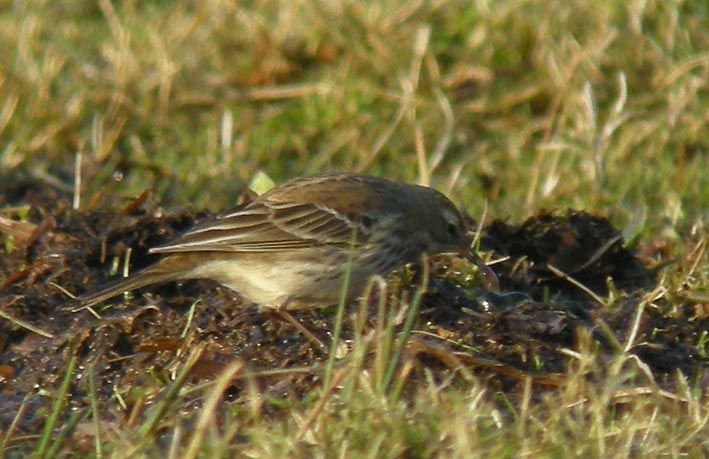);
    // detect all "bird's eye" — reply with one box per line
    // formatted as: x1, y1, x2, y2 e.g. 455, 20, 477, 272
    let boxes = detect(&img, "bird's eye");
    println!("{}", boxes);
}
447, 222, 459, 237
